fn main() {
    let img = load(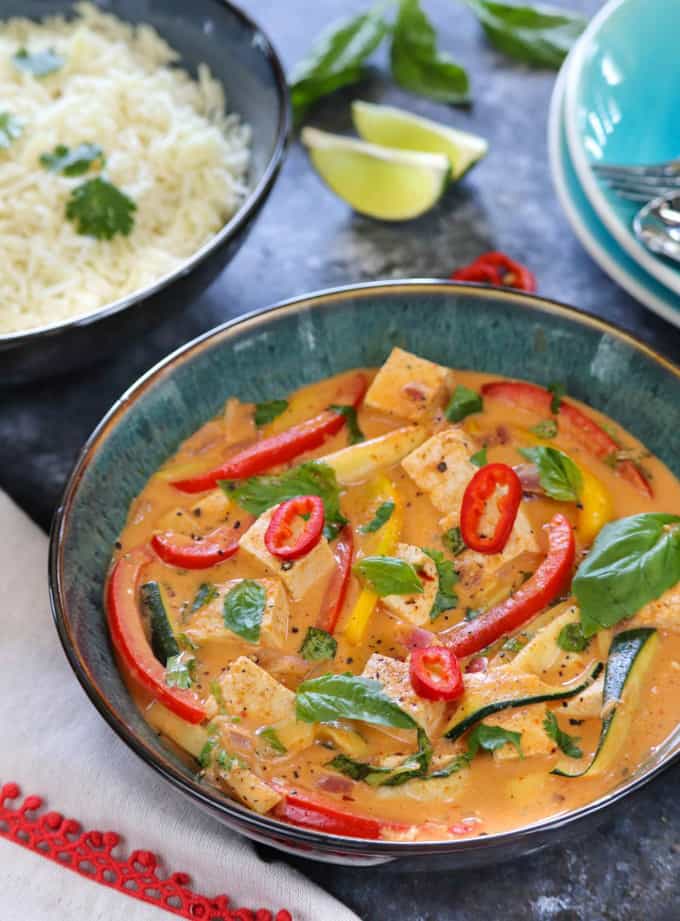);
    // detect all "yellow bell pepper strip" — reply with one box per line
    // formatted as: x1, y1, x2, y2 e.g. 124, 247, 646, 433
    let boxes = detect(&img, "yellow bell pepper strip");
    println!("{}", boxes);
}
343, 475, 403, 645
577, 465, 613, 546
321, 426, 427, 486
